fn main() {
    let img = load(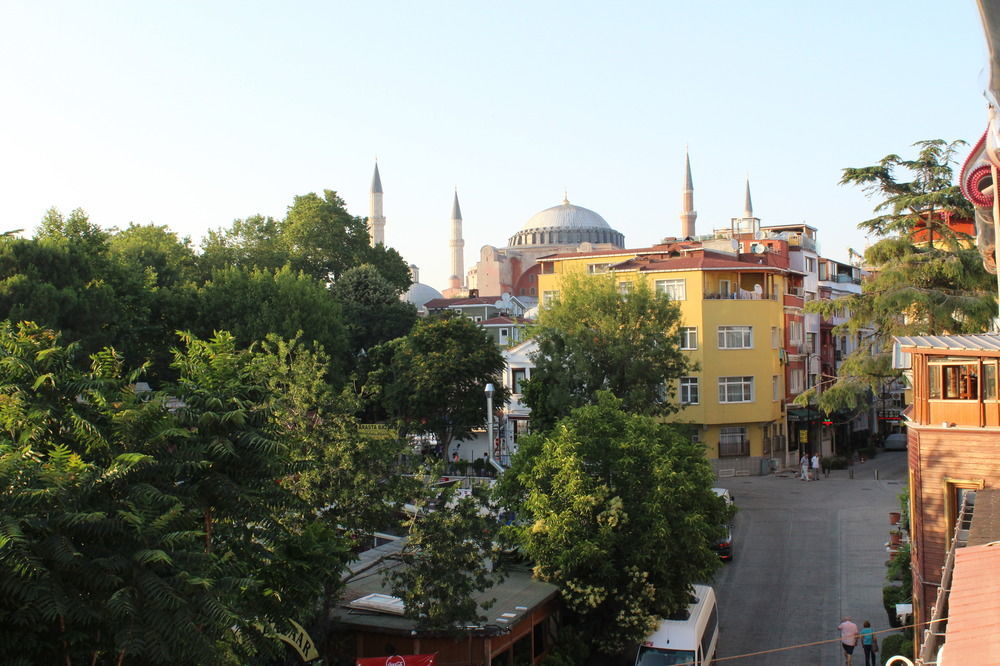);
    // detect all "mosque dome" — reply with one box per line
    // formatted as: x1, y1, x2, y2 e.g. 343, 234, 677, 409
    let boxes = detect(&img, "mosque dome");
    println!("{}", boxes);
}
508, 197, 624, 249
402, 282, 443, 309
